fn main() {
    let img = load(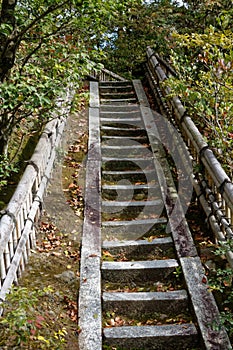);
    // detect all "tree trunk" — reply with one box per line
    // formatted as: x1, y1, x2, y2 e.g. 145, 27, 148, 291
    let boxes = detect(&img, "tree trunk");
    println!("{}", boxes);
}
0, 0, 18, 82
